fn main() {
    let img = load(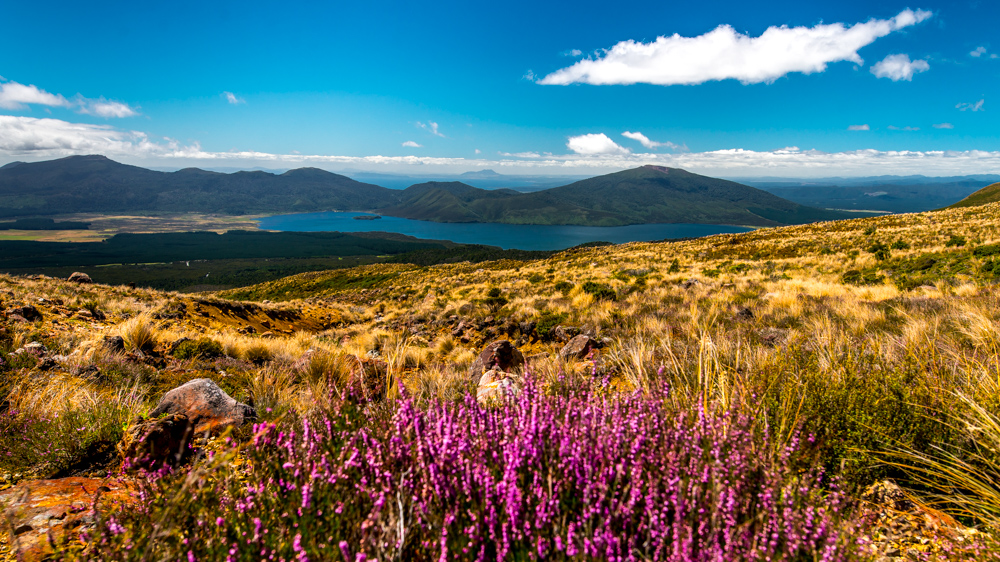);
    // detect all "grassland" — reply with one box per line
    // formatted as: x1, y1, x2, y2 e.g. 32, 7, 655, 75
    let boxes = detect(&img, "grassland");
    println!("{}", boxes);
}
4, 202, 1000, 559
